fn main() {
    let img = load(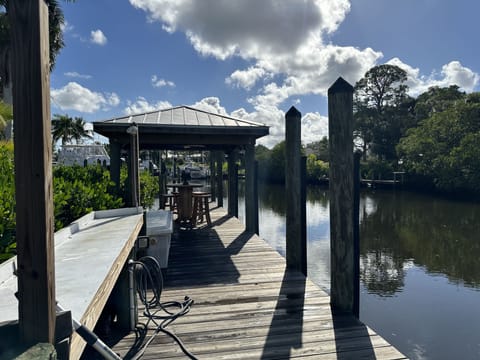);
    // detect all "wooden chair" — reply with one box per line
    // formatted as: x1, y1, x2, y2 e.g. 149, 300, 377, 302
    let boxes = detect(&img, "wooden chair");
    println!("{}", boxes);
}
192, 192, 211, 226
